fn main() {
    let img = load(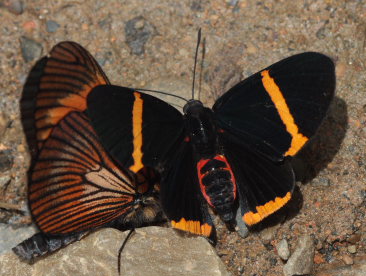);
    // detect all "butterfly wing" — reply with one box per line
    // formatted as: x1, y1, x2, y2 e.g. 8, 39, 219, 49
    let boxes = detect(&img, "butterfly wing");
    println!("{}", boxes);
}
213, 52, 335, 161
213, 52, 335, 225
86, 86, 185, 173
20, 41, 109, 158
29, 112, 137, 235
160, 141, 214, 238
87, 87, 214, 236
221, 132, 294, 225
